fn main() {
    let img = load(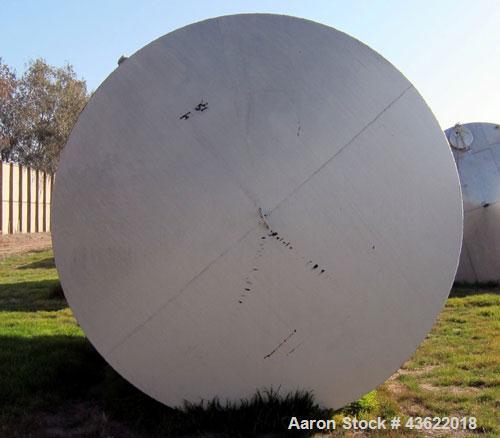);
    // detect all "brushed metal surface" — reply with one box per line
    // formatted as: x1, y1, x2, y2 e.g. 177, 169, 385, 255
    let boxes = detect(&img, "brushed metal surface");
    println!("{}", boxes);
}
446, 122, 500, 283
53, 14, 462, 408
